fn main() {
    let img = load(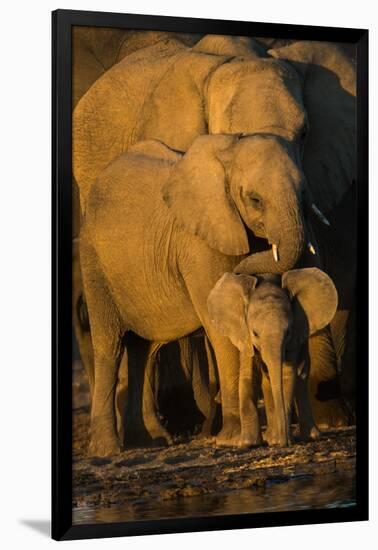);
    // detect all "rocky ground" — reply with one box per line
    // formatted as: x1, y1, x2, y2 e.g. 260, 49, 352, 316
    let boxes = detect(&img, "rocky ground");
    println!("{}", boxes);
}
72, 361, 356, 523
